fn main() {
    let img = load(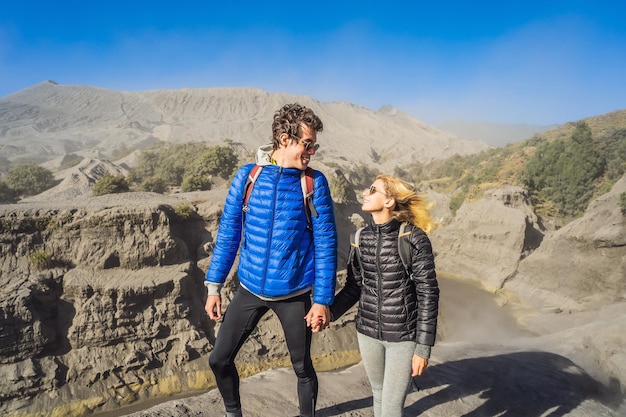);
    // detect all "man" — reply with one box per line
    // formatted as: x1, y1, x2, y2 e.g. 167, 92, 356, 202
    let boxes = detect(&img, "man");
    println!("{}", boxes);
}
205, 103, 337, 417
